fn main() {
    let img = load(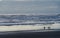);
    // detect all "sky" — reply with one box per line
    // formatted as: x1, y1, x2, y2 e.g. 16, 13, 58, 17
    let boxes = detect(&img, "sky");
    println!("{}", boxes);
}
0, 0, 60, 15
2, 0, 60, 1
